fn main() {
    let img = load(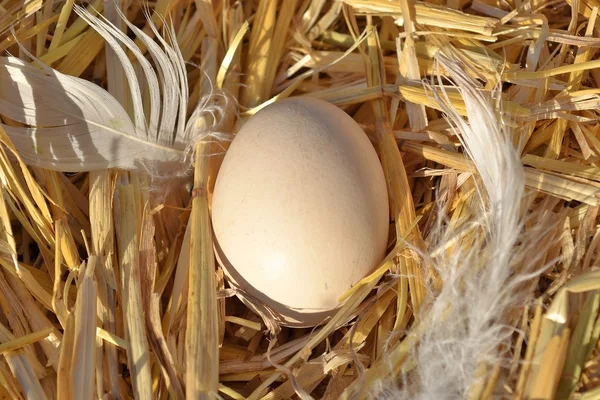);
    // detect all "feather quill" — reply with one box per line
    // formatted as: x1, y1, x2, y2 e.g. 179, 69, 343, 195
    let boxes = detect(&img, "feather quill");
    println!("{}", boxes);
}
0, 6, 218, 173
